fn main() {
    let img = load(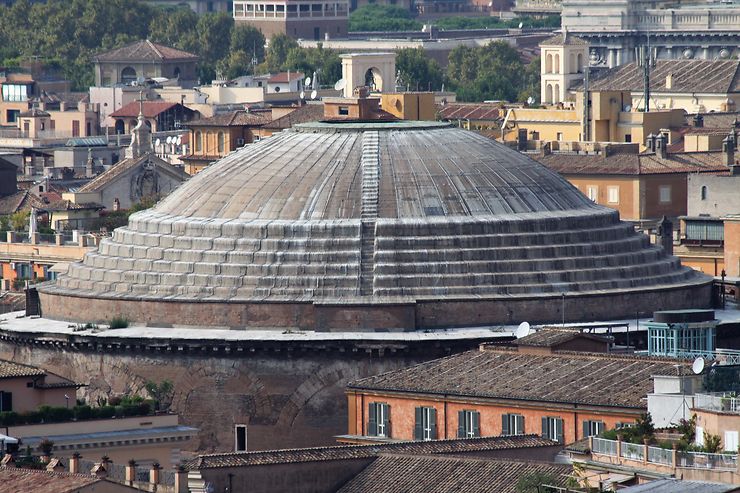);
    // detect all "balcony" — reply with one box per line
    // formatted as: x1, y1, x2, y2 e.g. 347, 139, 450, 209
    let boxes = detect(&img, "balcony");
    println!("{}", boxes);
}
695, 393, 740, 414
